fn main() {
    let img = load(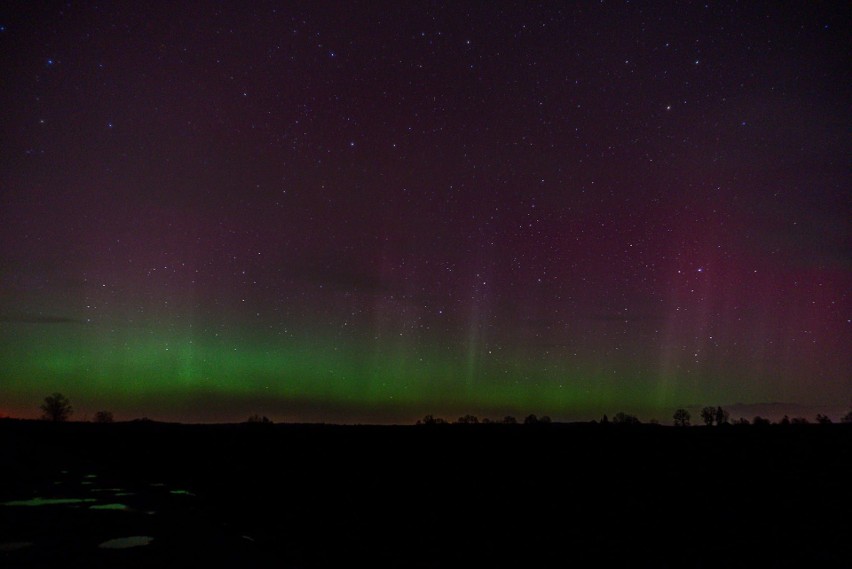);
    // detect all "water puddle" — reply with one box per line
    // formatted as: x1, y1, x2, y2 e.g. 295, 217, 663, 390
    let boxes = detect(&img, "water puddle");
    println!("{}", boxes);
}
89, 503, 129, 511
0, 542, 33, 552
98, 536, 153, 549
2, 498, 97, 507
